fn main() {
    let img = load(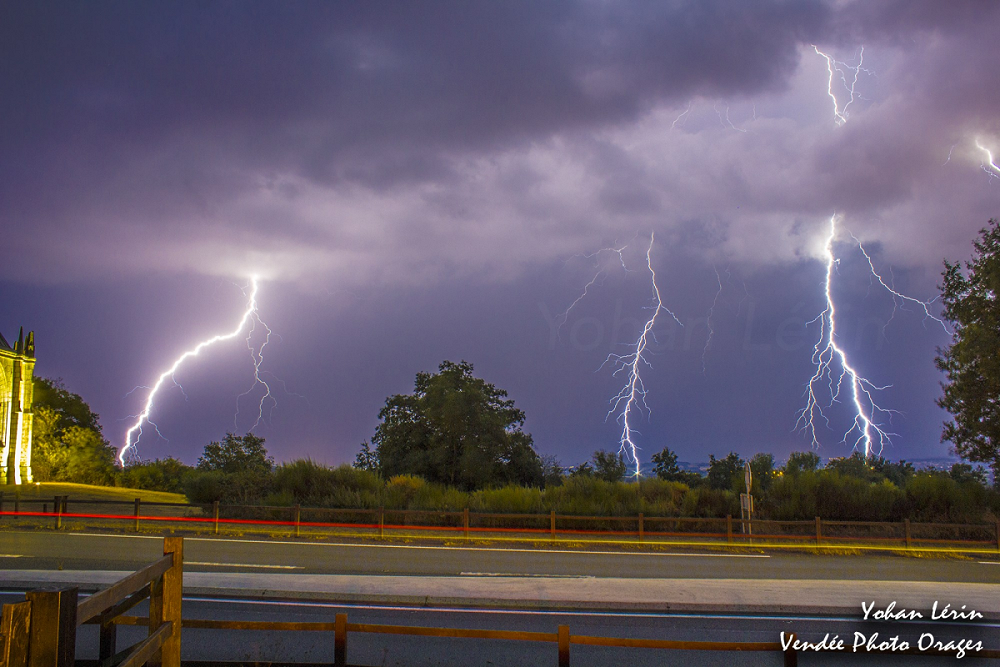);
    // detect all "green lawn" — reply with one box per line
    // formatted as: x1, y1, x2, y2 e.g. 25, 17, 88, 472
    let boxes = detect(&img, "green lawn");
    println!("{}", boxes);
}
0, 482, 187, 504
